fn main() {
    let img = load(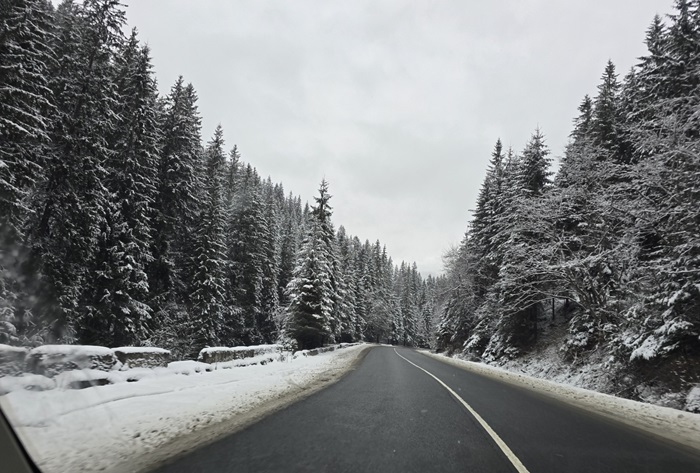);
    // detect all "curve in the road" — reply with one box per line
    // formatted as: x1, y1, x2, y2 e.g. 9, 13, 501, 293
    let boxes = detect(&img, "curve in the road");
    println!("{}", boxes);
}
152, 346, 700, 473
394, 348, 529, 473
